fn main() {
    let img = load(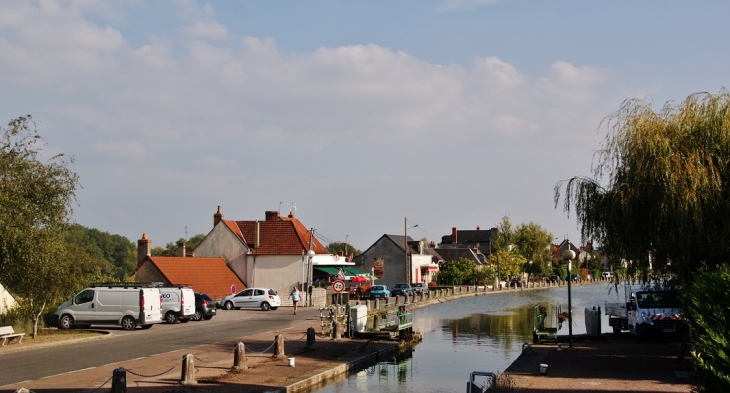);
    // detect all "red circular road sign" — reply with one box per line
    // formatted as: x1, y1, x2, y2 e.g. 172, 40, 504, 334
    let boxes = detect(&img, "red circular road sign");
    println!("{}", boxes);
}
332, 280, 346, 293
